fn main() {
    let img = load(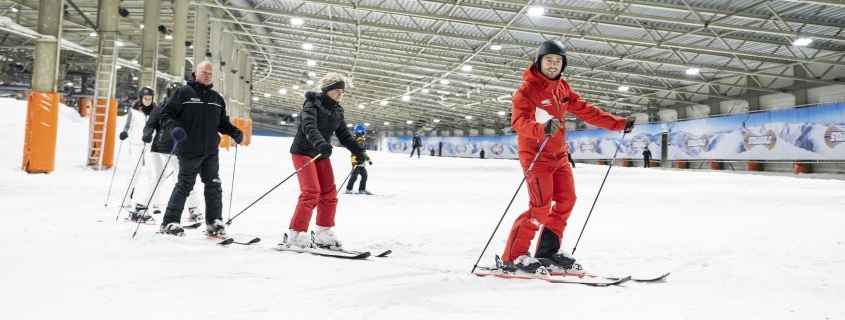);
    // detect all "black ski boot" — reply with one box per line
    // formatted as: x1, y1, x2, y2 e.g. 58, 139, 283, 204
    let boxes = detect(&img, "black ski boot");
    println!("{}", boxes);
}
130, 204, 154, 222
159, 222, 184, 236
535, 228, 580, 271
